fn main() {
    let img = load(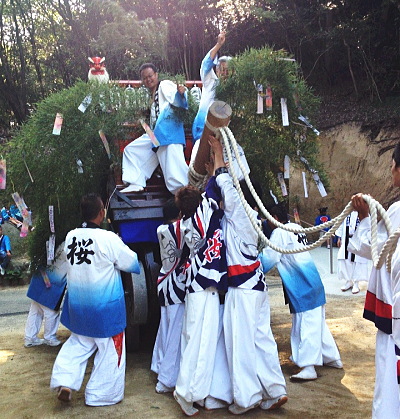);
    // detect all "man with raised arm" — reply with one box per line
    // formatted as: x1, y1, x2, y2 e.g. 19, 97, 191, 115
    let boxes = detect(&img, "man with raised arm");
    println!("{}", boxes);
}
122, 64, 189, 194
